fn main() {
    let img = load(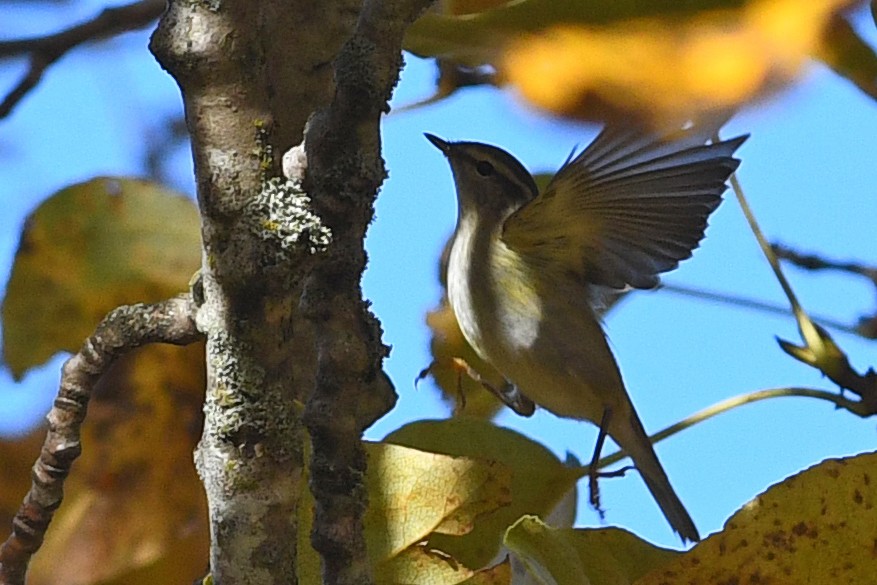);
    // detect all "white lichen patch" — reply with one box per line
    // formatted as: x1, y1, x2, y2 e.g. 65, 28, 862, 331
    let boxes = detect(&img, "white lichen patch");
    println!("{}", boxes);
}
244, 177, 332, 262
